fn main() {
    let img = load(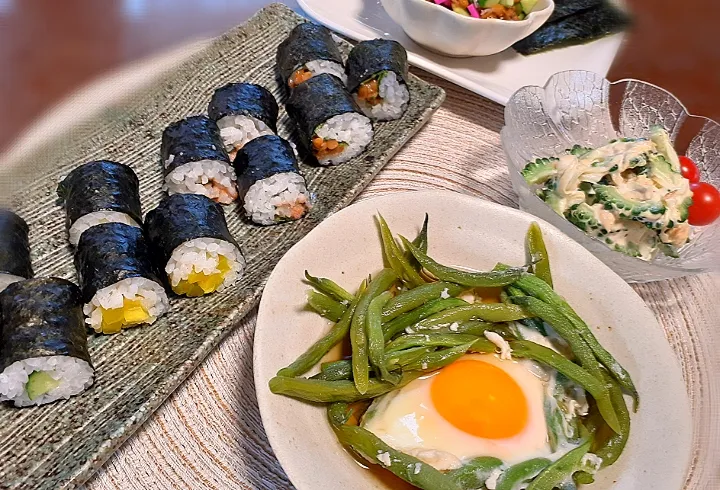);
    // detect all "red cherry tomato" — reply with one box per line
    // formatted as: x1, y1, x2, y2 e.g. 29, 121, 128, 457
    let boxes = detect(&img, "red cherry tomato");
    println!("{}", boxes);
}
688, 182, 720, 226
679, 156, 701, 183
